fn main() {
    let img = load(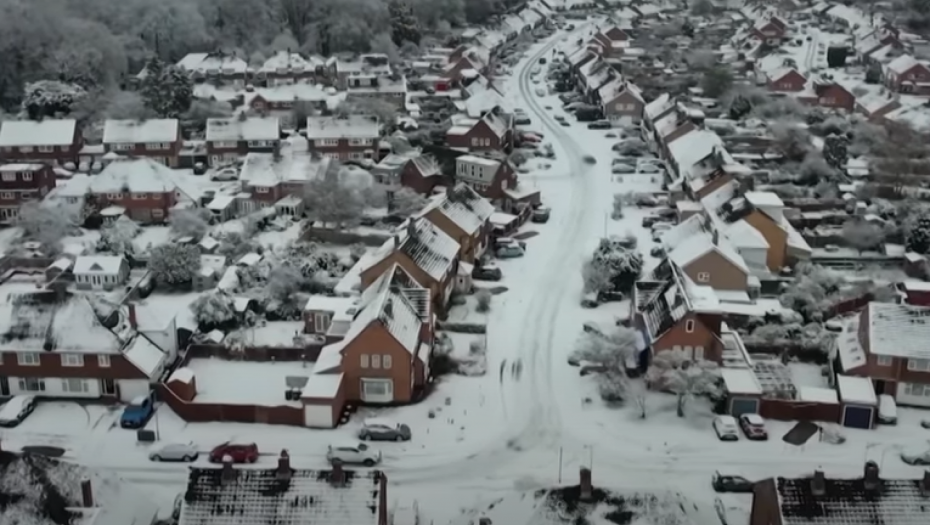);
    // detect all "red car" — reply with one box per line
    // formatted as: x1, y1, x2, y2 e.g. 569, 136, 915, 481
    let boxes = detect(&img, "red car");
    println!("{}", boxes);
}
738, 414, 768, 440
209, 442, 259, 463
